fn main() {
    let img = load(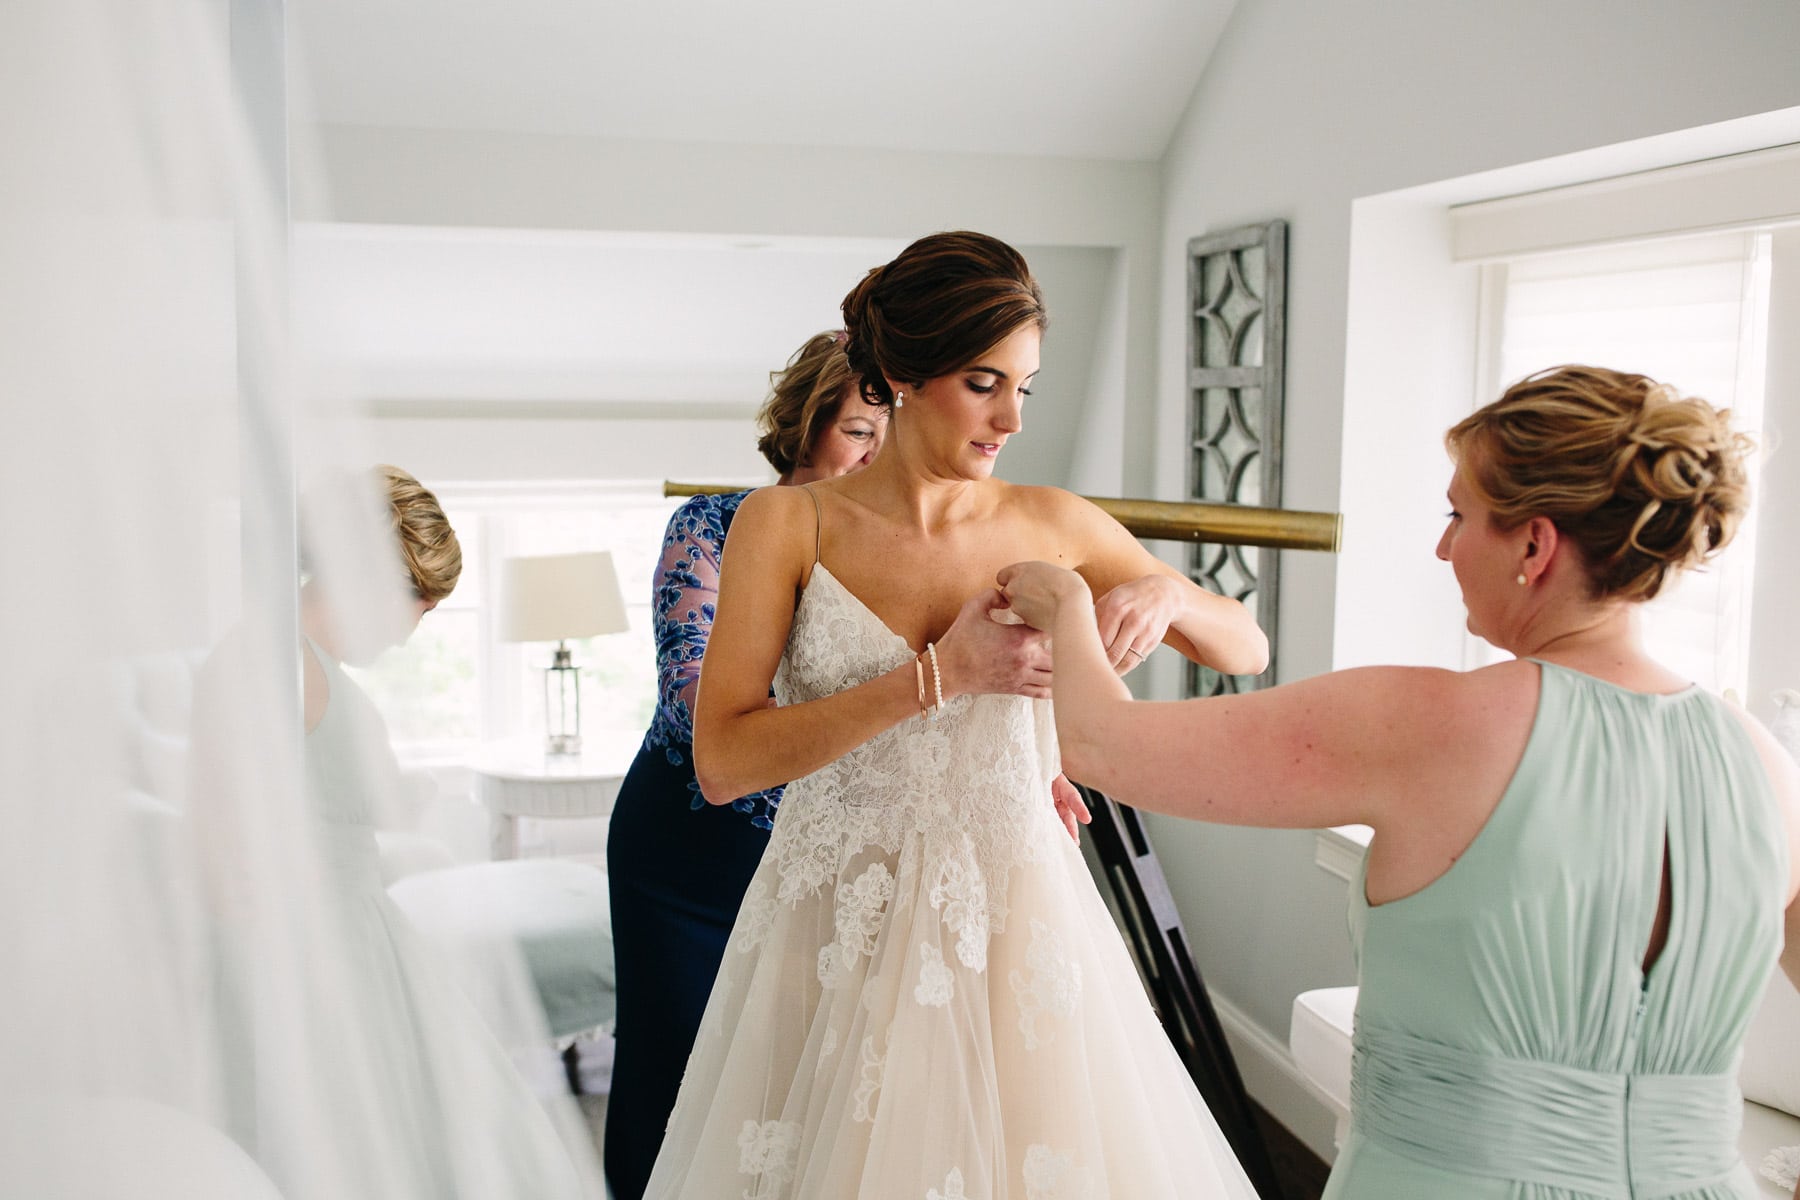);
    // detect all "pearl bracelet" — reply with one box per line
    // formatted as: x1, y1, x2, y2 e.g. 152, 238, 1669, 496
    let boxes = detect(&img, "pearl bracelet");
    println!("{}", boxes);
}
926, 642, 943, 717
